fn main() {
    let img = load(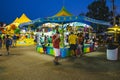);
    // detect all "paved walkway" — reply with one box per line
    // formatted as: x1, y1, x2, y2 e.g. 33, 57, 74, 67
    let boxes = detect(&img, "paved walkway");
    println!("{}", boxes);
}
0, 46, 120, 80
